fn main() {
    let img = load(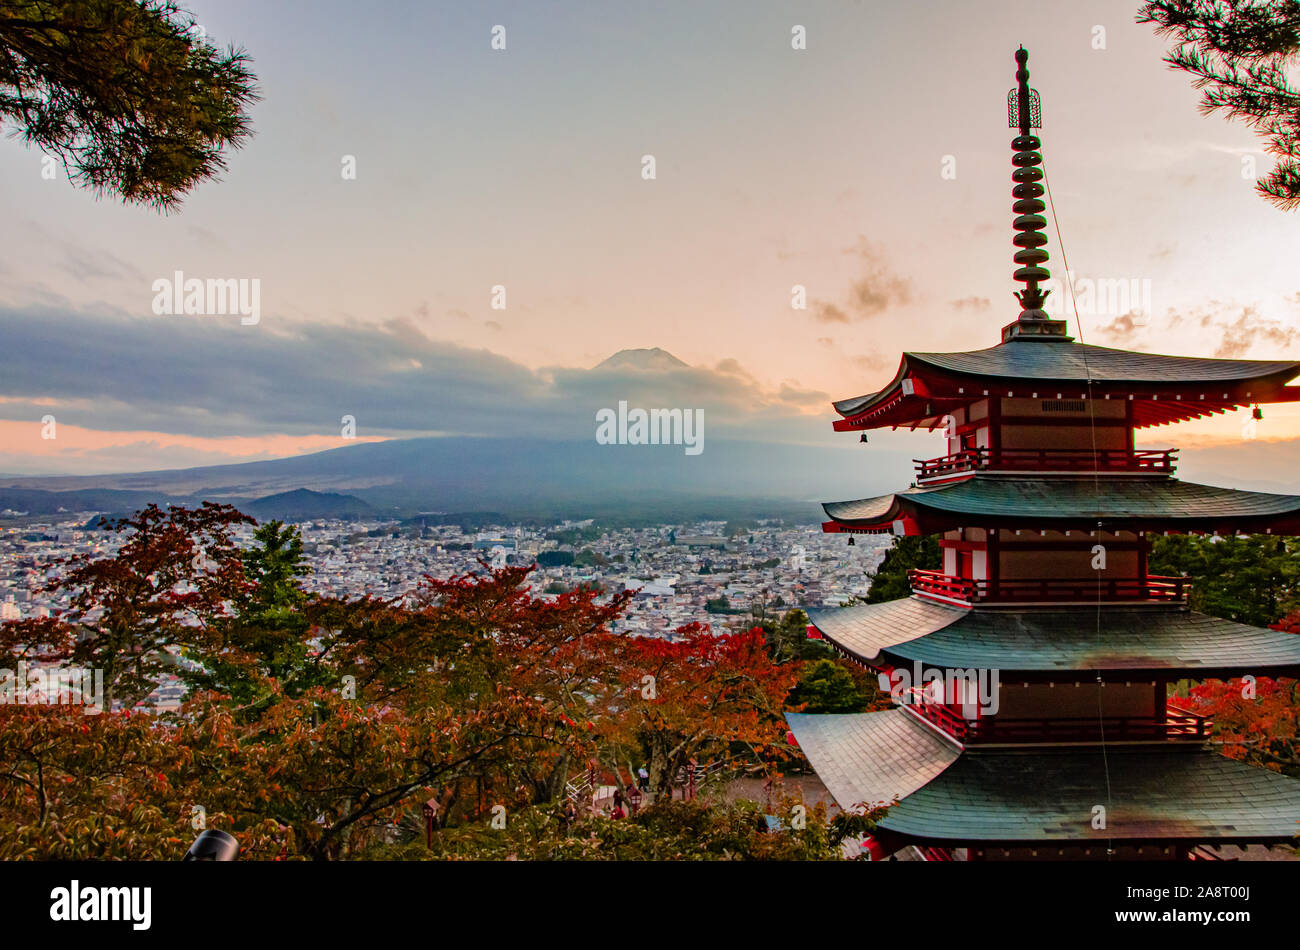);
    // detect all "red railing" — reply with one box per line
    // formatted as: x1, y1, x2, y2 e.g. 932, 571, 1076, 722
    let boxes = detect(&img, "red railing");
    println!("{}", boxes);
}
960, 710, 1212, 743
900, 694, 1213, 745
915, 448, 1177, 480
909, 569, 1189, 604
902, 688, 972, 739
919, 847, 957, 861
